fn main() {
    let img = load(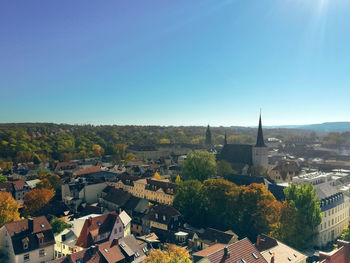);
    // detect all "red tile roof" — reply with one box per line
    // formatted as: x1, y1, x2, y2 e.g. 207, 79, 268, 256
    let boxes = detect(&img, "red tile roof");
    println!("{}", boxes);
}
75, 212, 118, 248
193, 238, 268, 263
54, 162, 77, 172
5, 216, 52, 236
8, 180, 27, 191
74, 166, 101, 176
